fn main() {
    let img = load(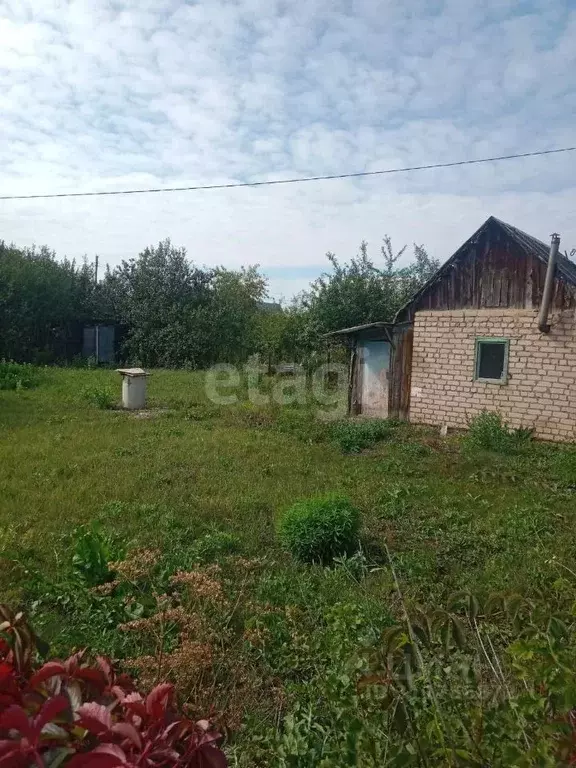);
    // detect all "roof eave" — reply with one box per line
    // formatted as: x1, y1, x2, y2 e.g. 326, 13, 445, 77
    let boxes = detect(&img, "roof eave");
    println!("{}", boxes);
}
323, 321, 394, 338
